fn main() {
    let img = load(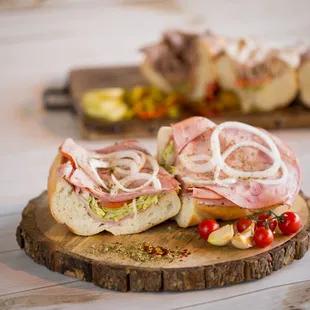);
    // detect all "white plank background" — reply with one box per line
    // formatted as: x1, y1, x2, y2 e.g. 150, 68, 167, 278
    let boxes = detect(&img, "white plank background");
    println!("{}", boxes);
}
0, 1, 310, 309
